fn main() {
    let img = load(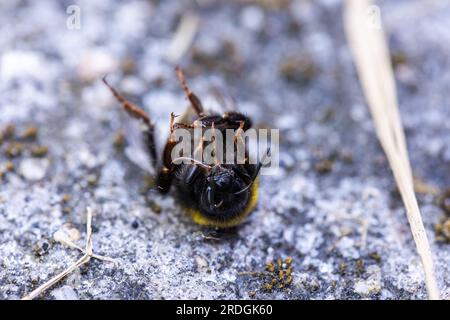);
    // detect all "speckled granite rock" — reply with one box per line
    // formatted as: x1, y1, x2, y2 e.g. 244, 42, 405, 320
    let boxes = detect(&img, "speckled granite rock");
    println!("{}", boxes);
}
0, 0, 449, 300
